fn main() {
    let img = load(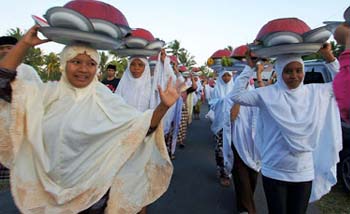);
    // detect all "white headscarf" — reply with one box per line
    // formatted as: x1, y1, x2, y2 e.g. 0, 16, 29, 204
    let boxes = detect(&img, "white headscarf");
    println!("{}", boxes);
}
116, 57, 157, 112
153, 52, 176, 91
274, 55, 304, 90
0, 45, 172, 213
259, 55, 318, 151
210, 70, 235, 134
153, 52, 177, 134
256, 54, 342, 202
210, 70, 234, 106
